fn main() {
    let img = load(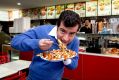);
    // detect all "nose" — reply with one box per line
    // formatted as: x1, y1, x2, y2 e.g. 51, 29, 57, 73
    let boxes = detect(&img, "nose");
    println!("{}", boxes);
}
62, 34, 70, 42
